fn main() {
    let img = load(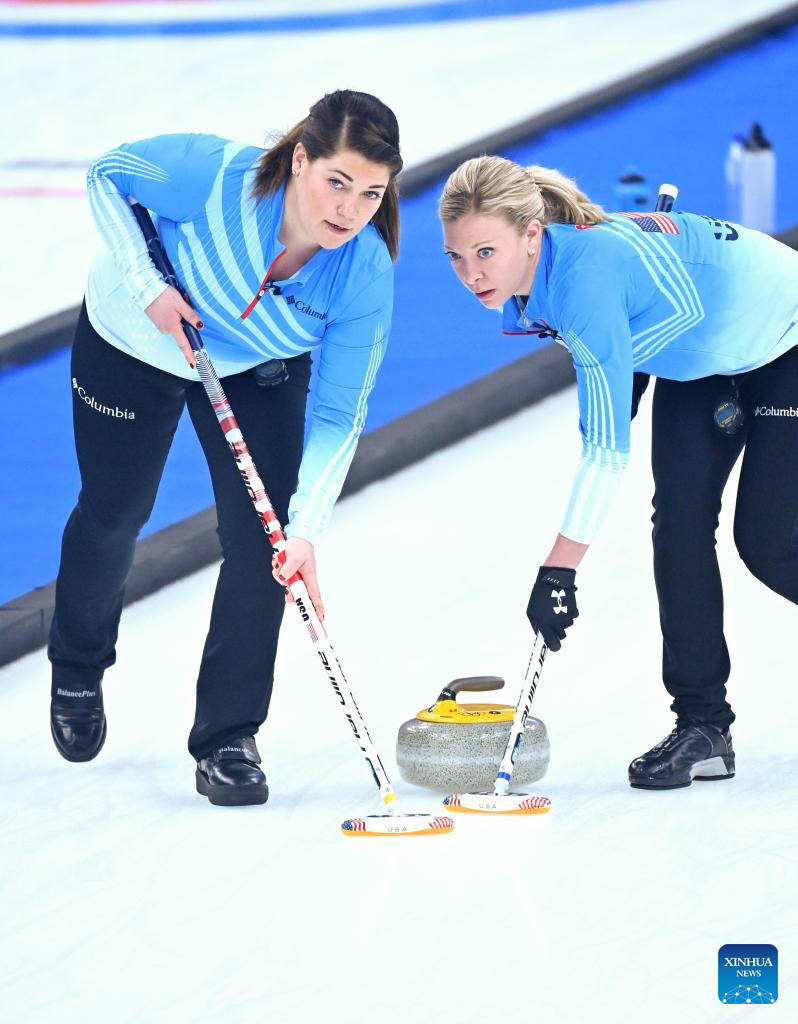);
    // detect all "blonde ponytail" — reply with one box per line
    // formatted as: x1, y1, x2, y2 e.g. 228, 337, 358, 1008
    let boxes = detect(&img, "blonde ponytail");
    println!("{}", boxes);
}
439, 155, 607, 231
525, 164, 607, 226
